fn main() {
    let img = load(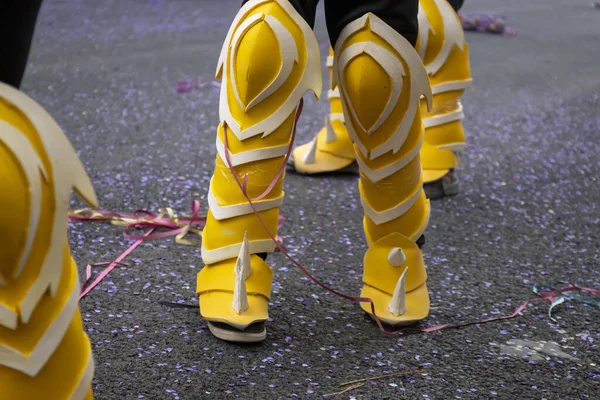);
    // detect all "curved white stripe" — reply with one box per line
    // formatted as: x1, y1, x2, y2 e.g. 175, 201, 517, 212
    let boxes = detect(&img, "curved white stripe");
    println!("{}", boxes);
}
0, 122, 47, 280
230, 13, 267, 110
425, 0, 466, 76
417, 3, 433, 61
0, 305, 17, 331
334, 14, 432, 160
0, 281, 79, 376
355, 136, 423, 183
361, 185, 422, 225
69, 349, 94, 400
208, 187, 284, 220
202, 240, 276, 265
231, 14, 299, 111
219, 0, 322, 140
431, 79, 472, 95
216, 135, 288, 166
216, 0, 271, 78
423, 104, 464, 128
339, 42, 404, 135
439, 142, 466, 152
0, 83, 98, 324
